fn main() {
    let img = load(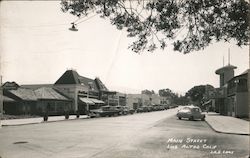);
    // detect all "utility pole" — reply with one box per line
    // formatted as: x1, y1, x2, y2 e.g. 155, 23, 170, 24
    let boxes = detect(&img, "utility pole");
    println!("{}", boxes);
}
0, 75, 3, 127
223, 55, 224, 67
86, 89, 89, 115
107, 94, 109, 106
86, 82, 93, 114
